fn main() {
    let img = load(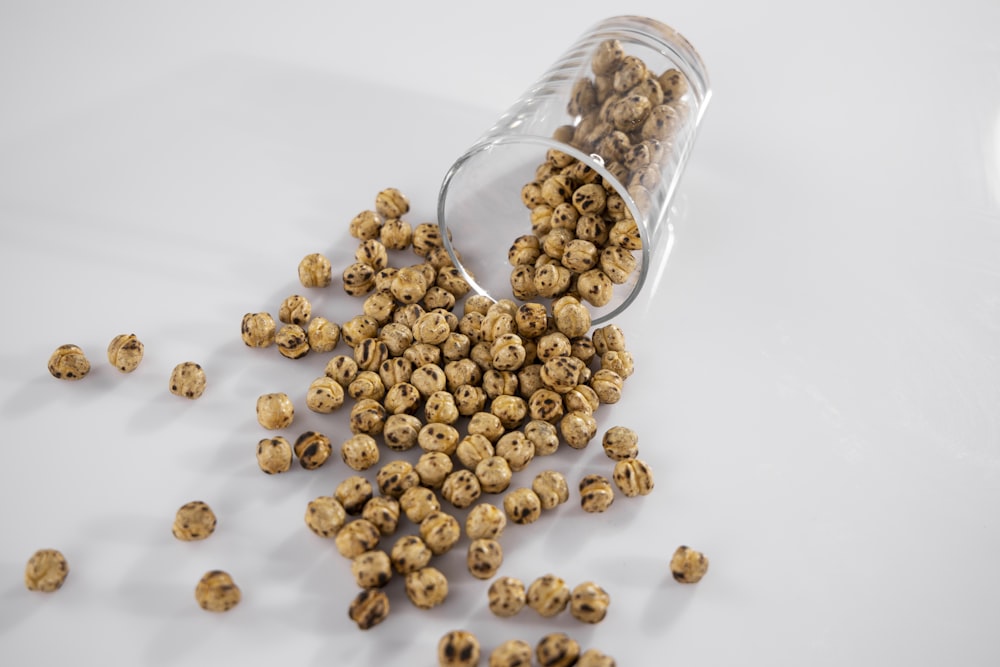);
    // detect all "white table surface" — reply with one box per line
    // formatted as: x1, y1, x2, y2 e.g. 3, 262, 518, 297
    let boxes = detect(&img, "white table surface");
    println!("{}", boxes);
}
2, 1, 998, 665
